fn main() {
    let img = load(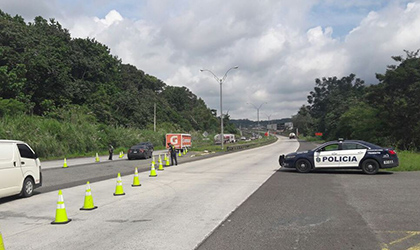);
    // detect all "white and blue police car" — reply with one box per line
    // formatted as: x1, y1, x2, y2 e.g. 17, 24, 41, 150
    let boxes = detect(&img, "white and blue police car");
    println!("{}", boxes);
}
279, 139, 399, 174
